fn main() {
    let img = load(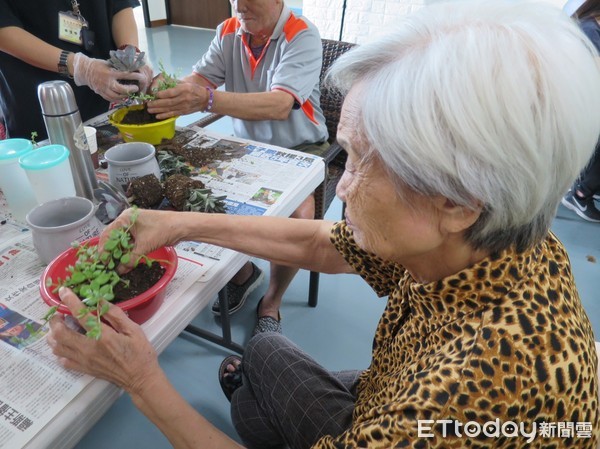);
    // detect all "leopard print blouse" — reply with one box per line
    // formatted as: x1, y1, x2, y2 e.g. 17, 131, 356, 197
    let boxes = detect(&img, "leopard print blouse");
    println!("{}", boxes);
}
314, 221, 599, 448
